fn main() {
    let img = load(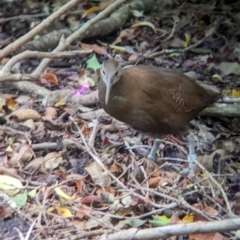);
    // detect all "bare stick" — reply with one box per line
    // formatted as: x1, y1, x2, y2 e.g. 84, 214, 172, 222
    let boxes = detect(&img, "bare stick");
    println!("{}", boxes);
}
32, 0, 126, 78
104, 218, 240, 240
0, 0, 82, 59
194, 160, 232, 214
69, 116, 127, 190
1, 50, 92, 75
